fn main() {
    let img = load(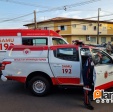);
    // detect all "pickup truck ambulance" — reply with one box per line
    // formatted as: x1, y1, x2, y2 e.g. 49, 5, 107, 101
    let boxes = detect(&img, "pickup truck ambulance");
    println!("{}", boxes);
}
1, 44, 113, 96
0, 29, 68, 61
